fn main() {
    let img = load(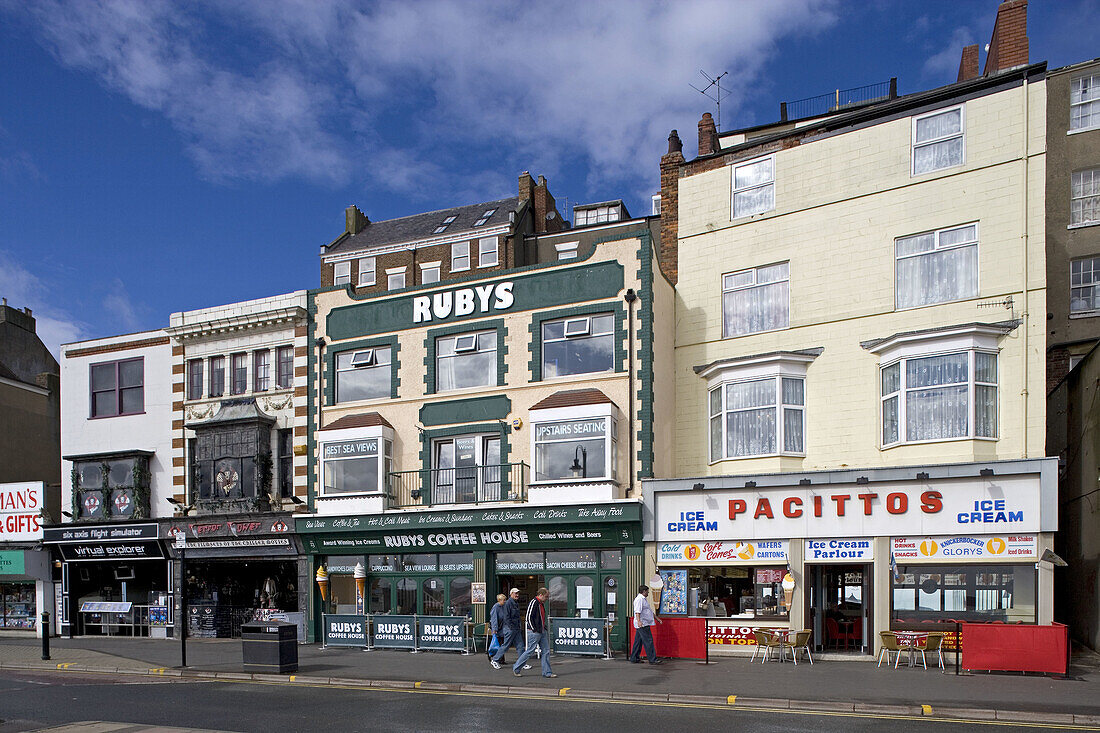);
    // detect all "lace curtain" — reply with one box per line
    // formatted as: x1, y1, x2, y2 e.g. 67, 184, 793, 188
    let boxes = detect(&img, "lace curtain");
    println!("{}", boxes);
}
896, 230, 977, 308
723, 281, 789, 337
